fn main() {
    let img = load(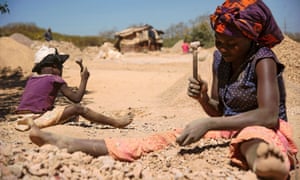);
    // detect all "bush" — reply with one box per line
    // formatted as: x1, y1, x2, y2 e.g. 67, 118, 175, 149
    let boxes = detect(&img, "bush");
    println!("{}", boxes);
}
0, 23, 114, 49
